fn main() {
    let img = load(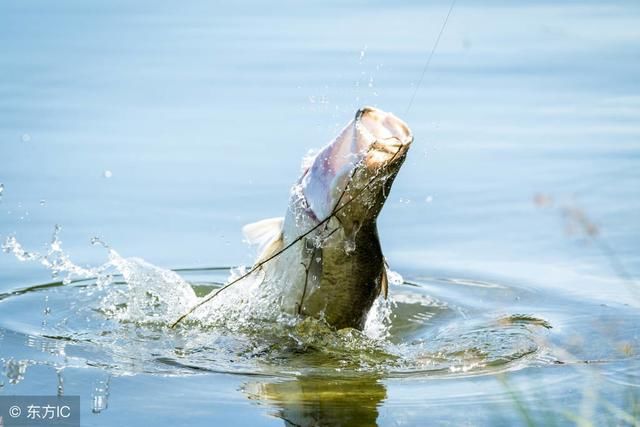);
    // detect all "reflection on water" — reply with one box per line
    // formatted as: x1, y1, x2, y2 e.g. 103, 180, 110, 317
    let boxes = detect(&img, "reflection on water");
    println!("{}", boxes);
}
244, 375, 386, 427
